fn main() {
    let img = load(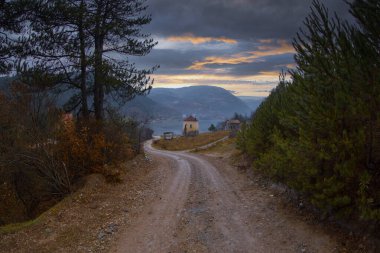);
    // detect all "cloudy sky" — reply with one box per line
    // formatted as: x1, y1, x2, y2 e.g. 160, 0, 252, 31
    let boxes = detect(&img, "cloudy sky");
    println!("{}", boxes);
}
132, 0, 352, 97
